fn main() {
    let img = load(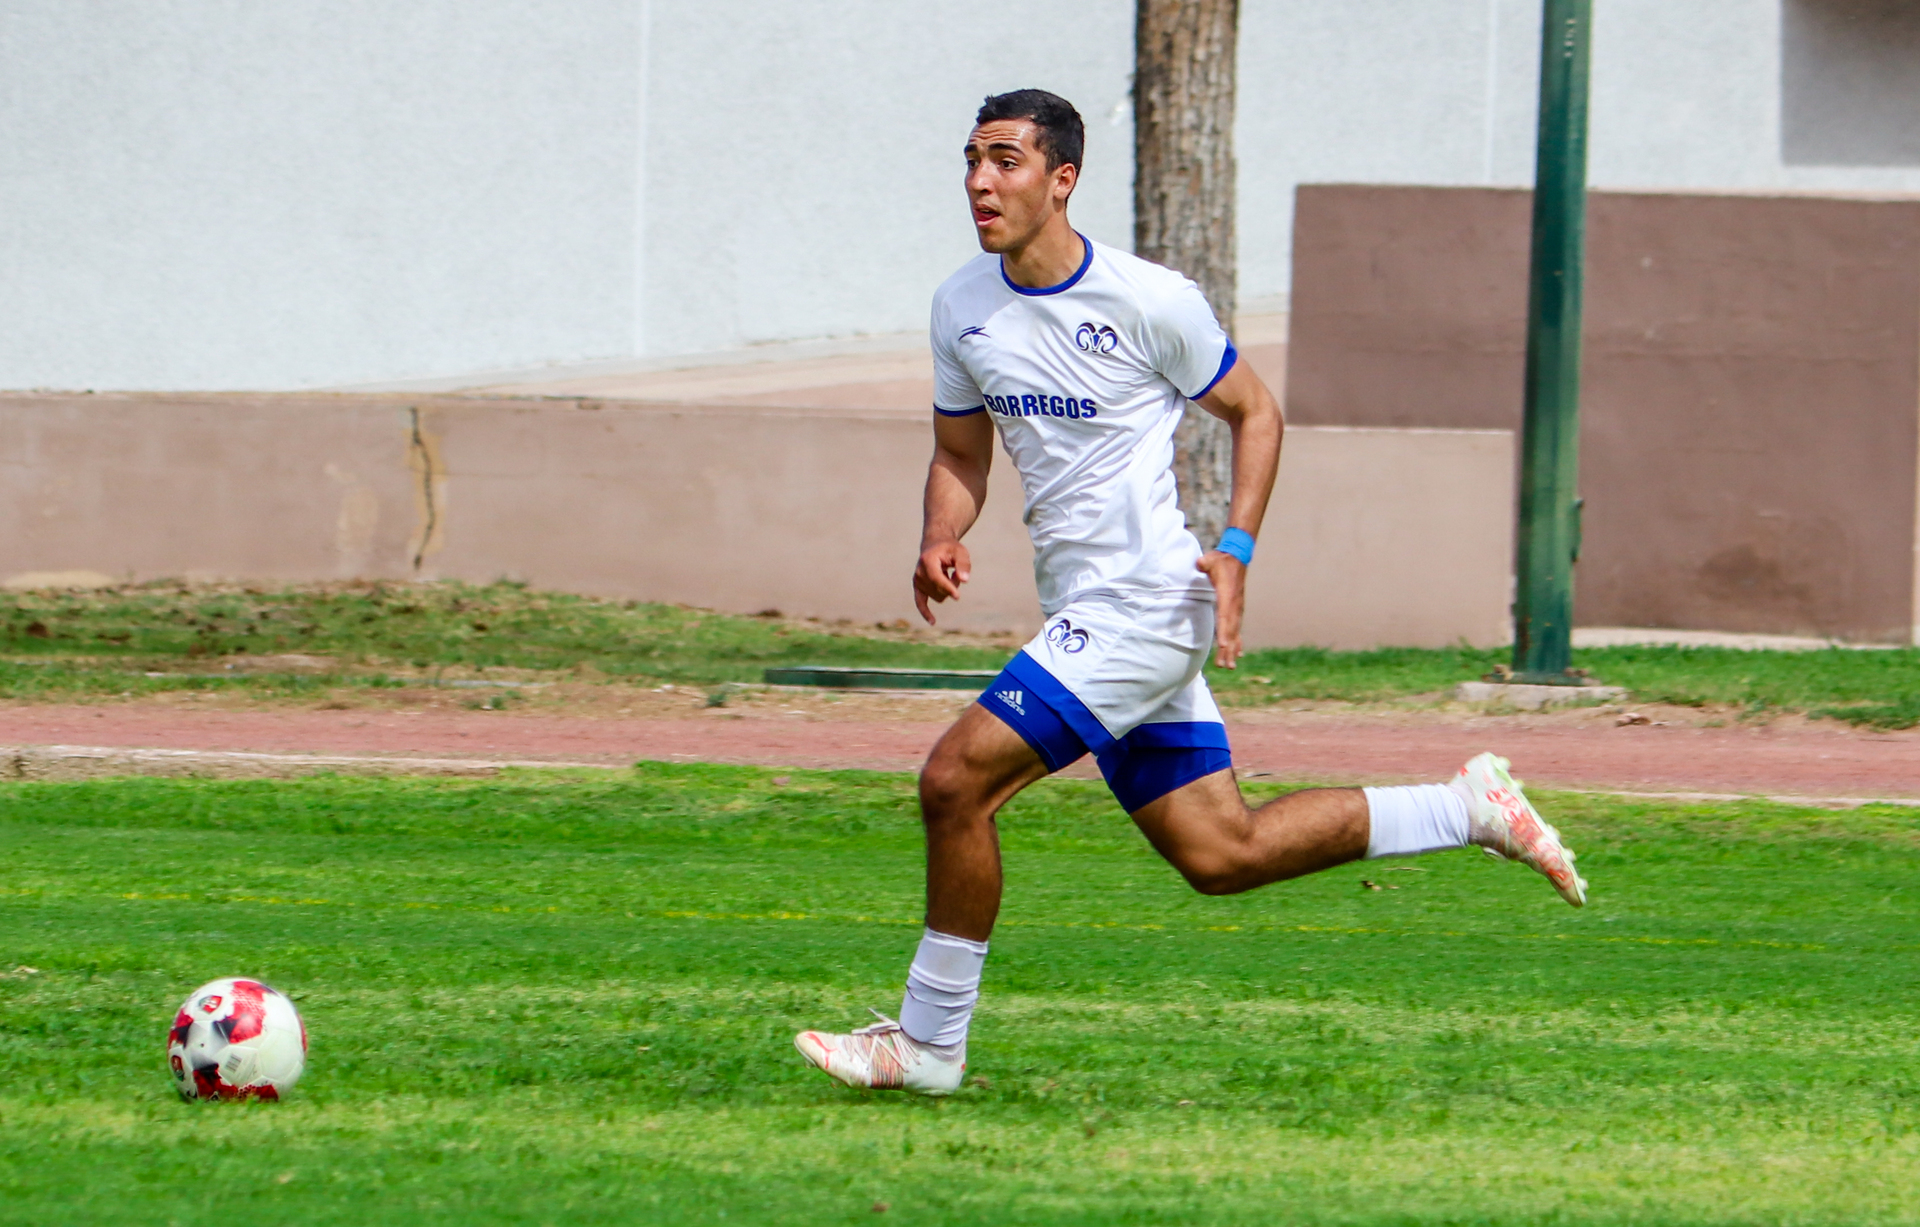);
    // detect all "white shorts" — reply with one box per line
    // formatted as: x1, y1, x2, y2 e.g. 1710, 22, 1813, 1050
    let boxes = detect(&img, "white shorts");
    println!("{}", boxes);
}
980, 592, 1232, 811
